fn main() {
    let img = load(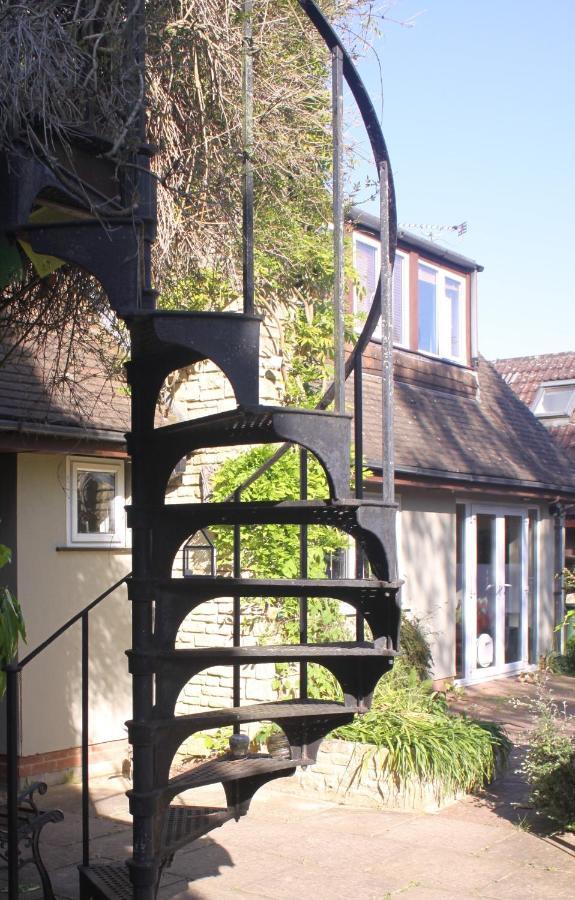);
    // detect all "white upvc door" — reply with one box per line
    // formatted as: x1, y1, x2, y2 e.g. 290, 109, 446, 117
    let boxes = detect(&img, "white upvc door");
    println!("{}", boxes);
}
462, 505, 529, 683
